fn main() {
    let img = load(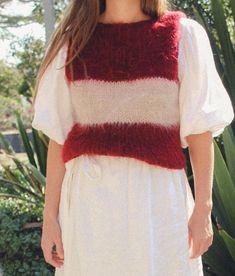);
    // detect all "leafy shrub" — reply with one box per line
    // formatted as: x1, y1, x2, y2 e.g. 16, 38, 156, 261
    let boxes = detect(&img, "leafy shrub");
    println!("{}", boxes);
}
0, 199, 54, 276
